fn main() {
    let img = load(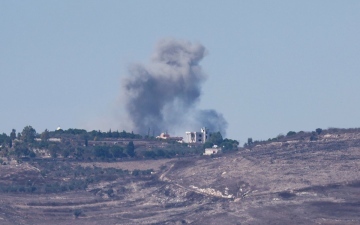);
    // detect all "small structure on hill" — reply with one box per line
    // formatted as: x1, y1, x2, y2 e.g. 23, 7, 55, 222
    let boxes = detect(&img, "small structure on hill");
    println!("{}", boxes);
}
156, 133, 170, 139
156, 133, 183, 142
35, 138, 61, 142
48, 138, 61, 142
204, 145, 221, 155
